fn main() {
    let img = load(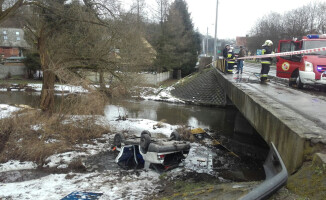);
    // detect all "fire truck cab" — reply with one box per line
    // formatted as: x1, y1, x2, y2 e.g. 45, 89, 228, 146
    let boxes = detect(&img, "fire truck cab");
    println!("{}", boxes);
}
276, 34, 326, 88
